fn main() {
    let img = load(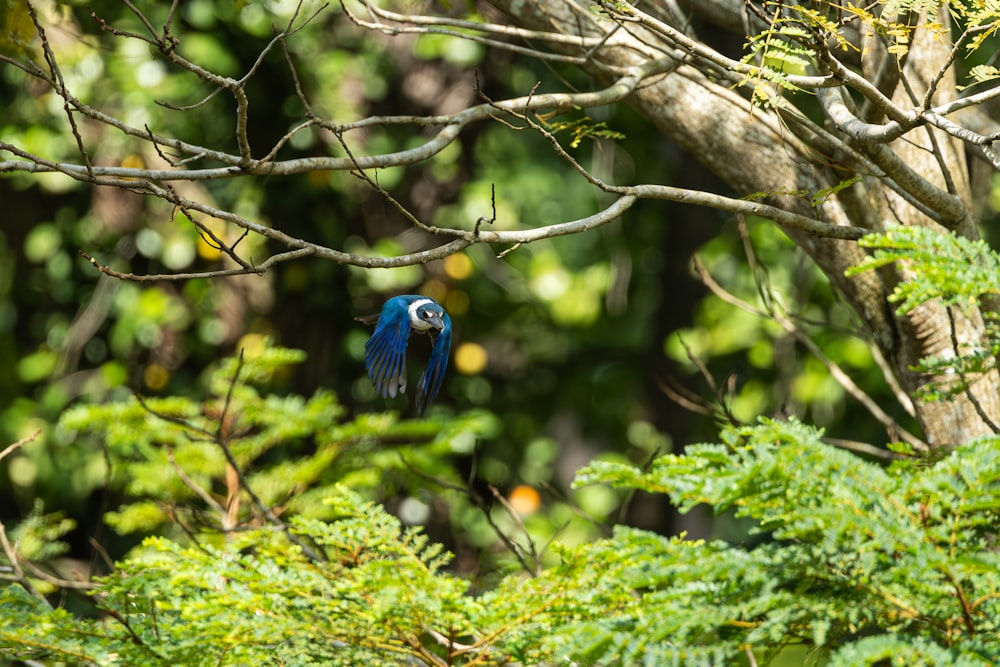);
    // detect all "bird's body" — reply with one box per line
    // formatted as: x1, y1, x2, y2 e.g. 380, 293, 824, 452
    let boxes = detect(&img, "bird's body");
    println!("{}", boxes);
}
361, 295, 452, 415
